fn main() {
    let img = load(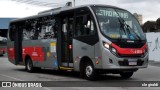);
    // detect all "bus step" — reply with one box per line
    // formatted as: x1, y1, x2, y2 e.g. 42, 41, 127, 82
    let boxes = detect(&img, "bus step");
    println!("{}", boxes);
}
59, 66, 74, 70
61, 63, 74, 67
